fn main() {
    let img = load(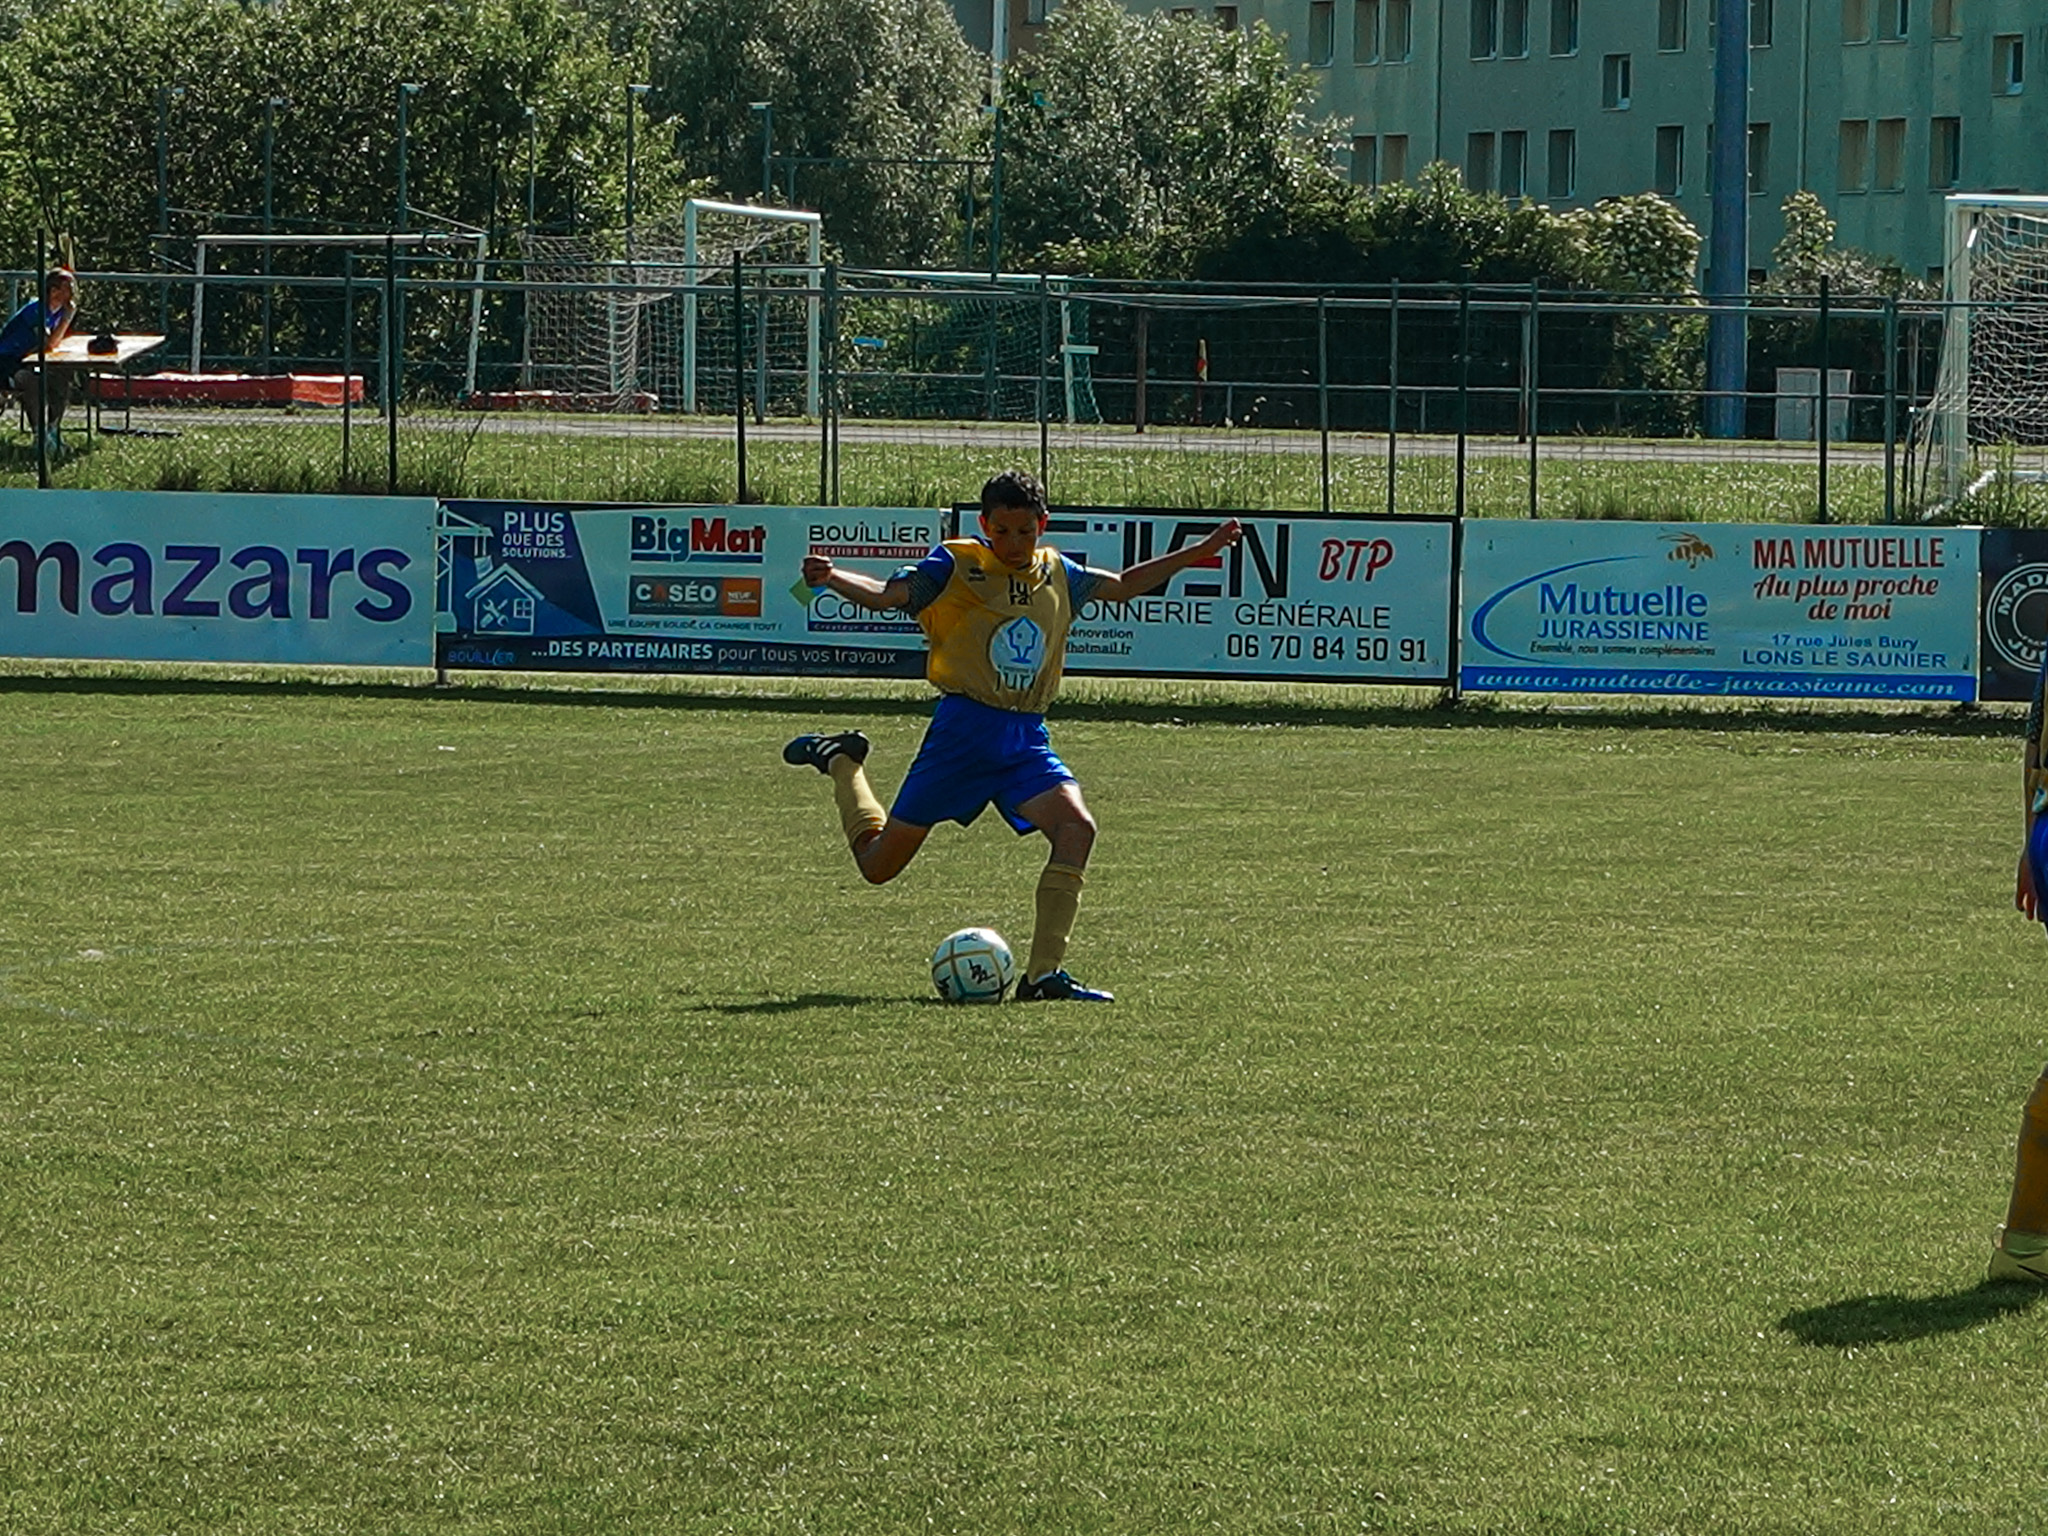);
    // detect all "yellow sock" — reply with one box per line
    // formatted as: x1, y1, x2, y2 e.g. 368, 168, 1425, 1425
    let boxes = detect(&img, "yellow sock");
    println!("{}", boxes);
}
829, 756, 886, 851
1026, 862, 1086, 980
2004, 1065, 2048, 1238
